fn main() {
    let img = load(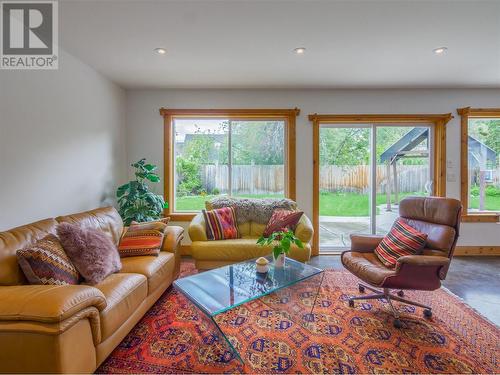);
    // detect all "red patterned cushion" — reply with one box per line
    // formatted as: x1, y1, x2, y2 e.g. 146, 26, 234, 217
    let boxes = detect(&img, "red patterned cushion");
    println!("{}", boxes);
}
17, 234, 80, 285
263, 209, 303, 237
118, 219, 169, 257
374, 219, 428, 268
202, 207, 239, 240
